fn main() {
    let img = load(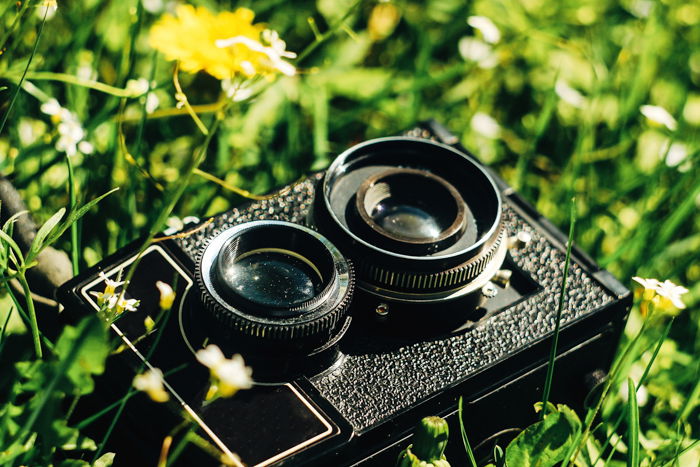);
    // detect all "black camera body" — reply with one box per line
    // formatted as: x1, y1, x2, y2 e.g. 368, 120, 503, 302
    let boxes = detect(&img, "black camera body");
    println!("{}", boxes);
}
58, 121, 631, 466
